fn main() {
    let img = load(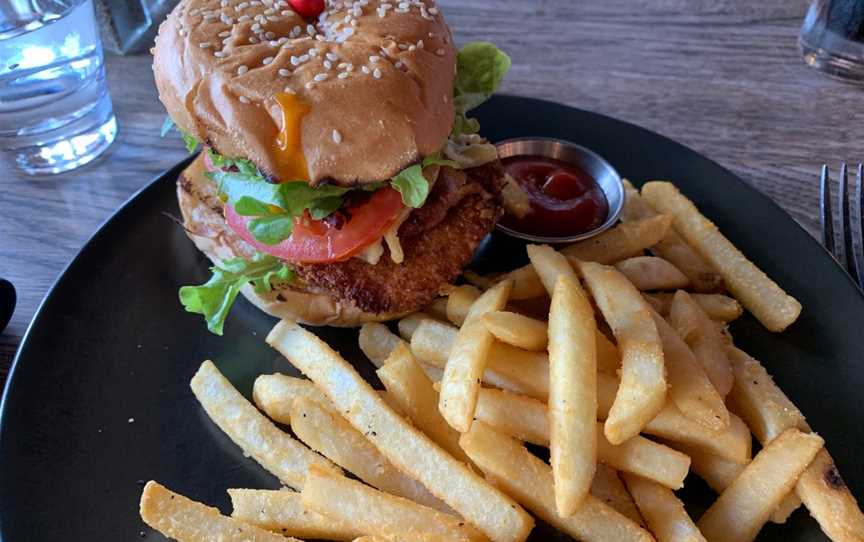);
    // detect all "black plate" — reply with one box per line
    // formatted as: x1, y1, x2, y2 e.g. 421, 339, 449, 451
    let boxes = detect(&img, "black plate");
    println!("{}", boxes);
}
1, 96, 862, 541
